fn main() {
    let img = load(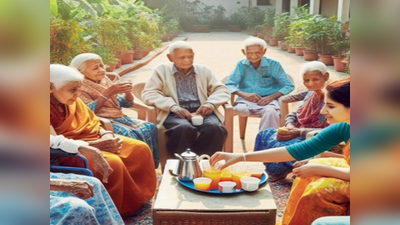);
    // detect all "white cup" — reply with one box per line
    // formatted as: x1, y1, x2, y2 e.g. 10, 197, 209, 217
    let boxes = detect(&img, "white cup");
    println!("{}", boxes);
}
218, 181, 236, 193
240, 177, 260, 192
191, 115, 204, 126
